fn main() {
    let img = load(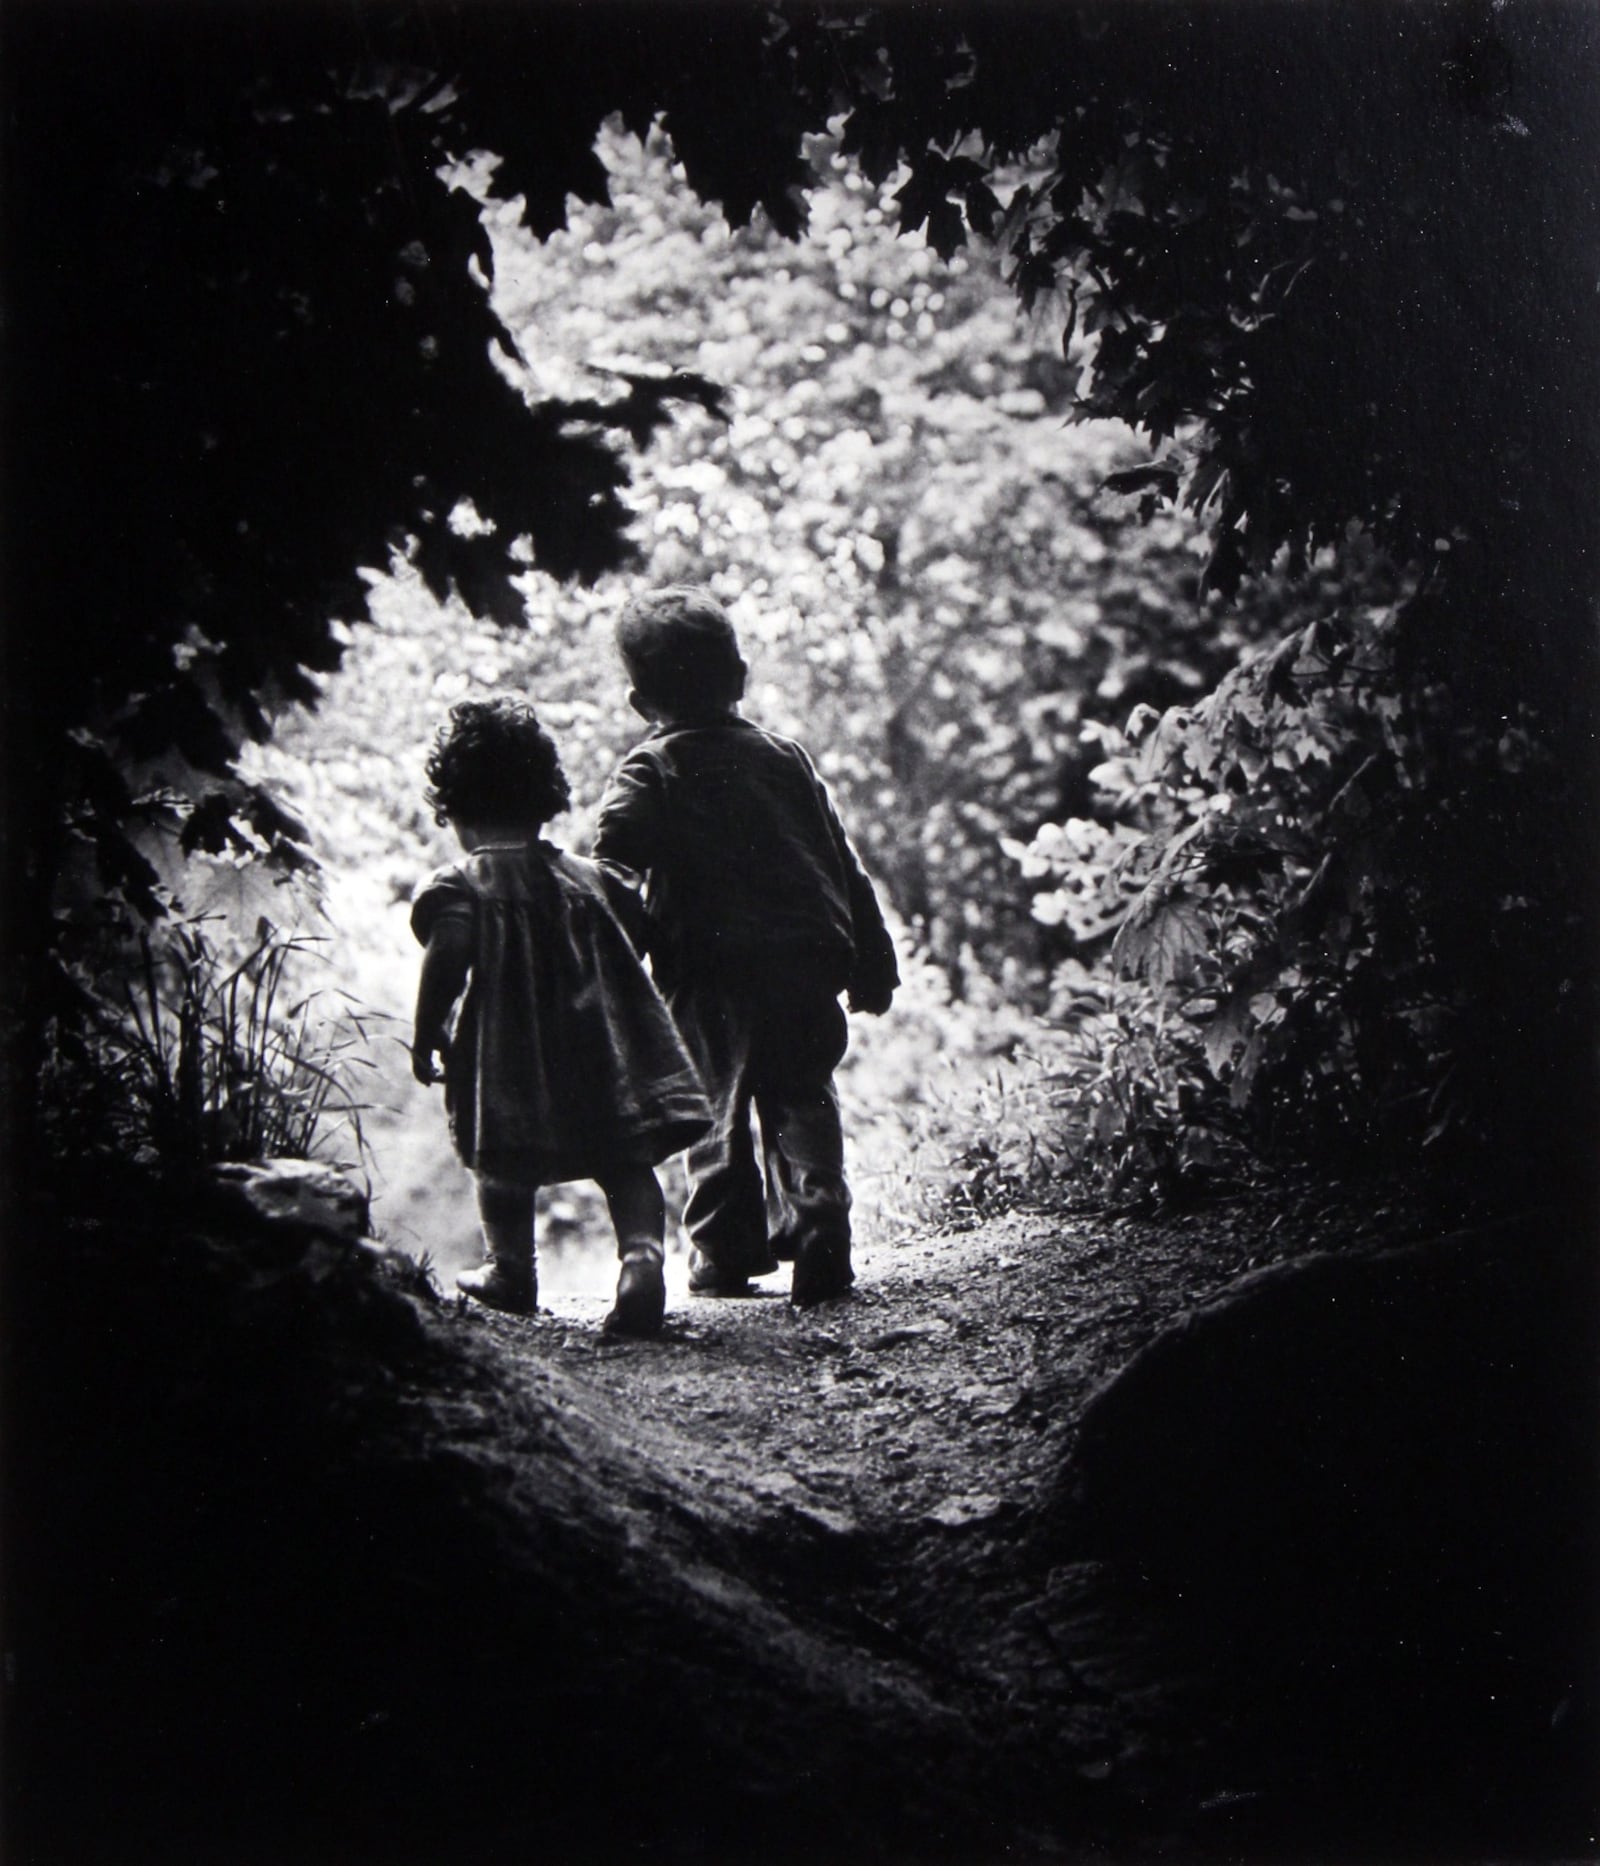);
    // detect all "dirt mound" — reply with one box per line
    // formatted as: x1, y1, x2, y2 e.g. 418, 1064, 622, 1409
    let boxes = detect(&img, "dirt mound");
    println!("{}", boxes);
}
6, 1175, 1592, 1863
